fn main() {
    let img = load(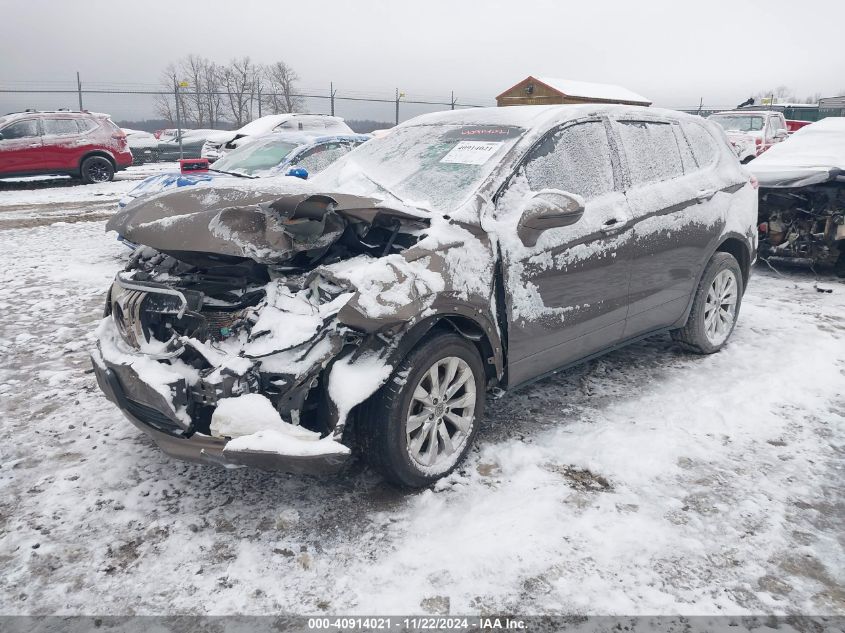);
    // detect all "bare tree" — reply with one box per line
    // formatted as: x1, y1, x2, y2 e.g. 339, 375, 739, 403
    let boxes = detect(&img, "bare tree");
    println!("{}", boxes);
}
153, 64, 178, 125
262, 61, 304, 114
219, 56, 260, 127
